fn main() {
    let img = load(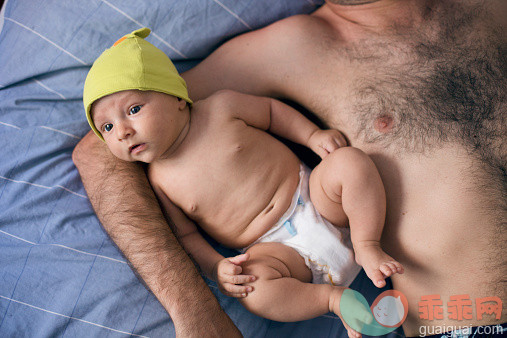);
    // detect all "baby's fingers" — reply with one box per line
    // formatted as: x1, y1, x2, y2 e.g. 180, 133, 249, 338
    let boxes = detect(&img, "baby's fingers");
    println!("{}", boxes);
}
228, 253, 250, 265
333, 133, 347, 148
324, 141, 340, 154
315, 147, 330, 159
223, 283, 254, 296
223, 273, 256, 285
220, 260, 244, 276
